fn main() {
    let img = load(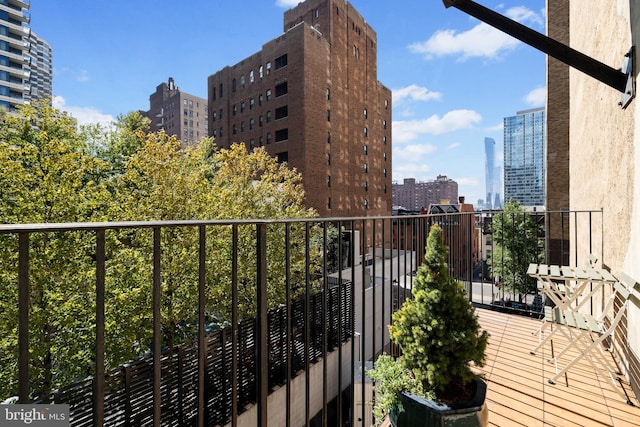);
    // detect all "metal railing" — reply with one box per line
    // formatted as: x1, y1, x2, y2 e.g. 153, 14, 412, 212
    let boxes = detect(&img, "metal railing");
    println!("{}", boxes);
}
0, 210, 603, 426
